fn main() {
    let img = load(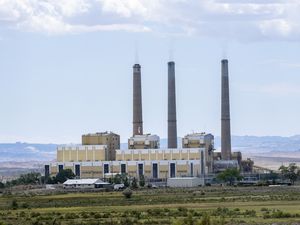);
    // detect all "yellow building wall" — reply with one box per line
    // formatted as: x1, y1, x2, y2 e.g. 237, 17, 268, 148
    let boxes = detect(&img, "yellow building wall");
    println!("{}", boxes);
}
172, 152, 180, 160
127, 165, 137, 176
86, 151, 93, 161
181, 152, 188, 160
78, 150, 86, 161
112, 165, 120, 173
144, 165, 151, 177
164, 152, 172, 160
157, 152, 163, 160
132, 153, 139, 161
141, 153, 148, 161
70, 150, 77, 161
177, 164, 188, 175
116, 153, 123, 161
189, 152, 199, 160
159, 164, 168, 173
125, 153, 132, 161
57, 150, 63, 162
150, 152, 157, 160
